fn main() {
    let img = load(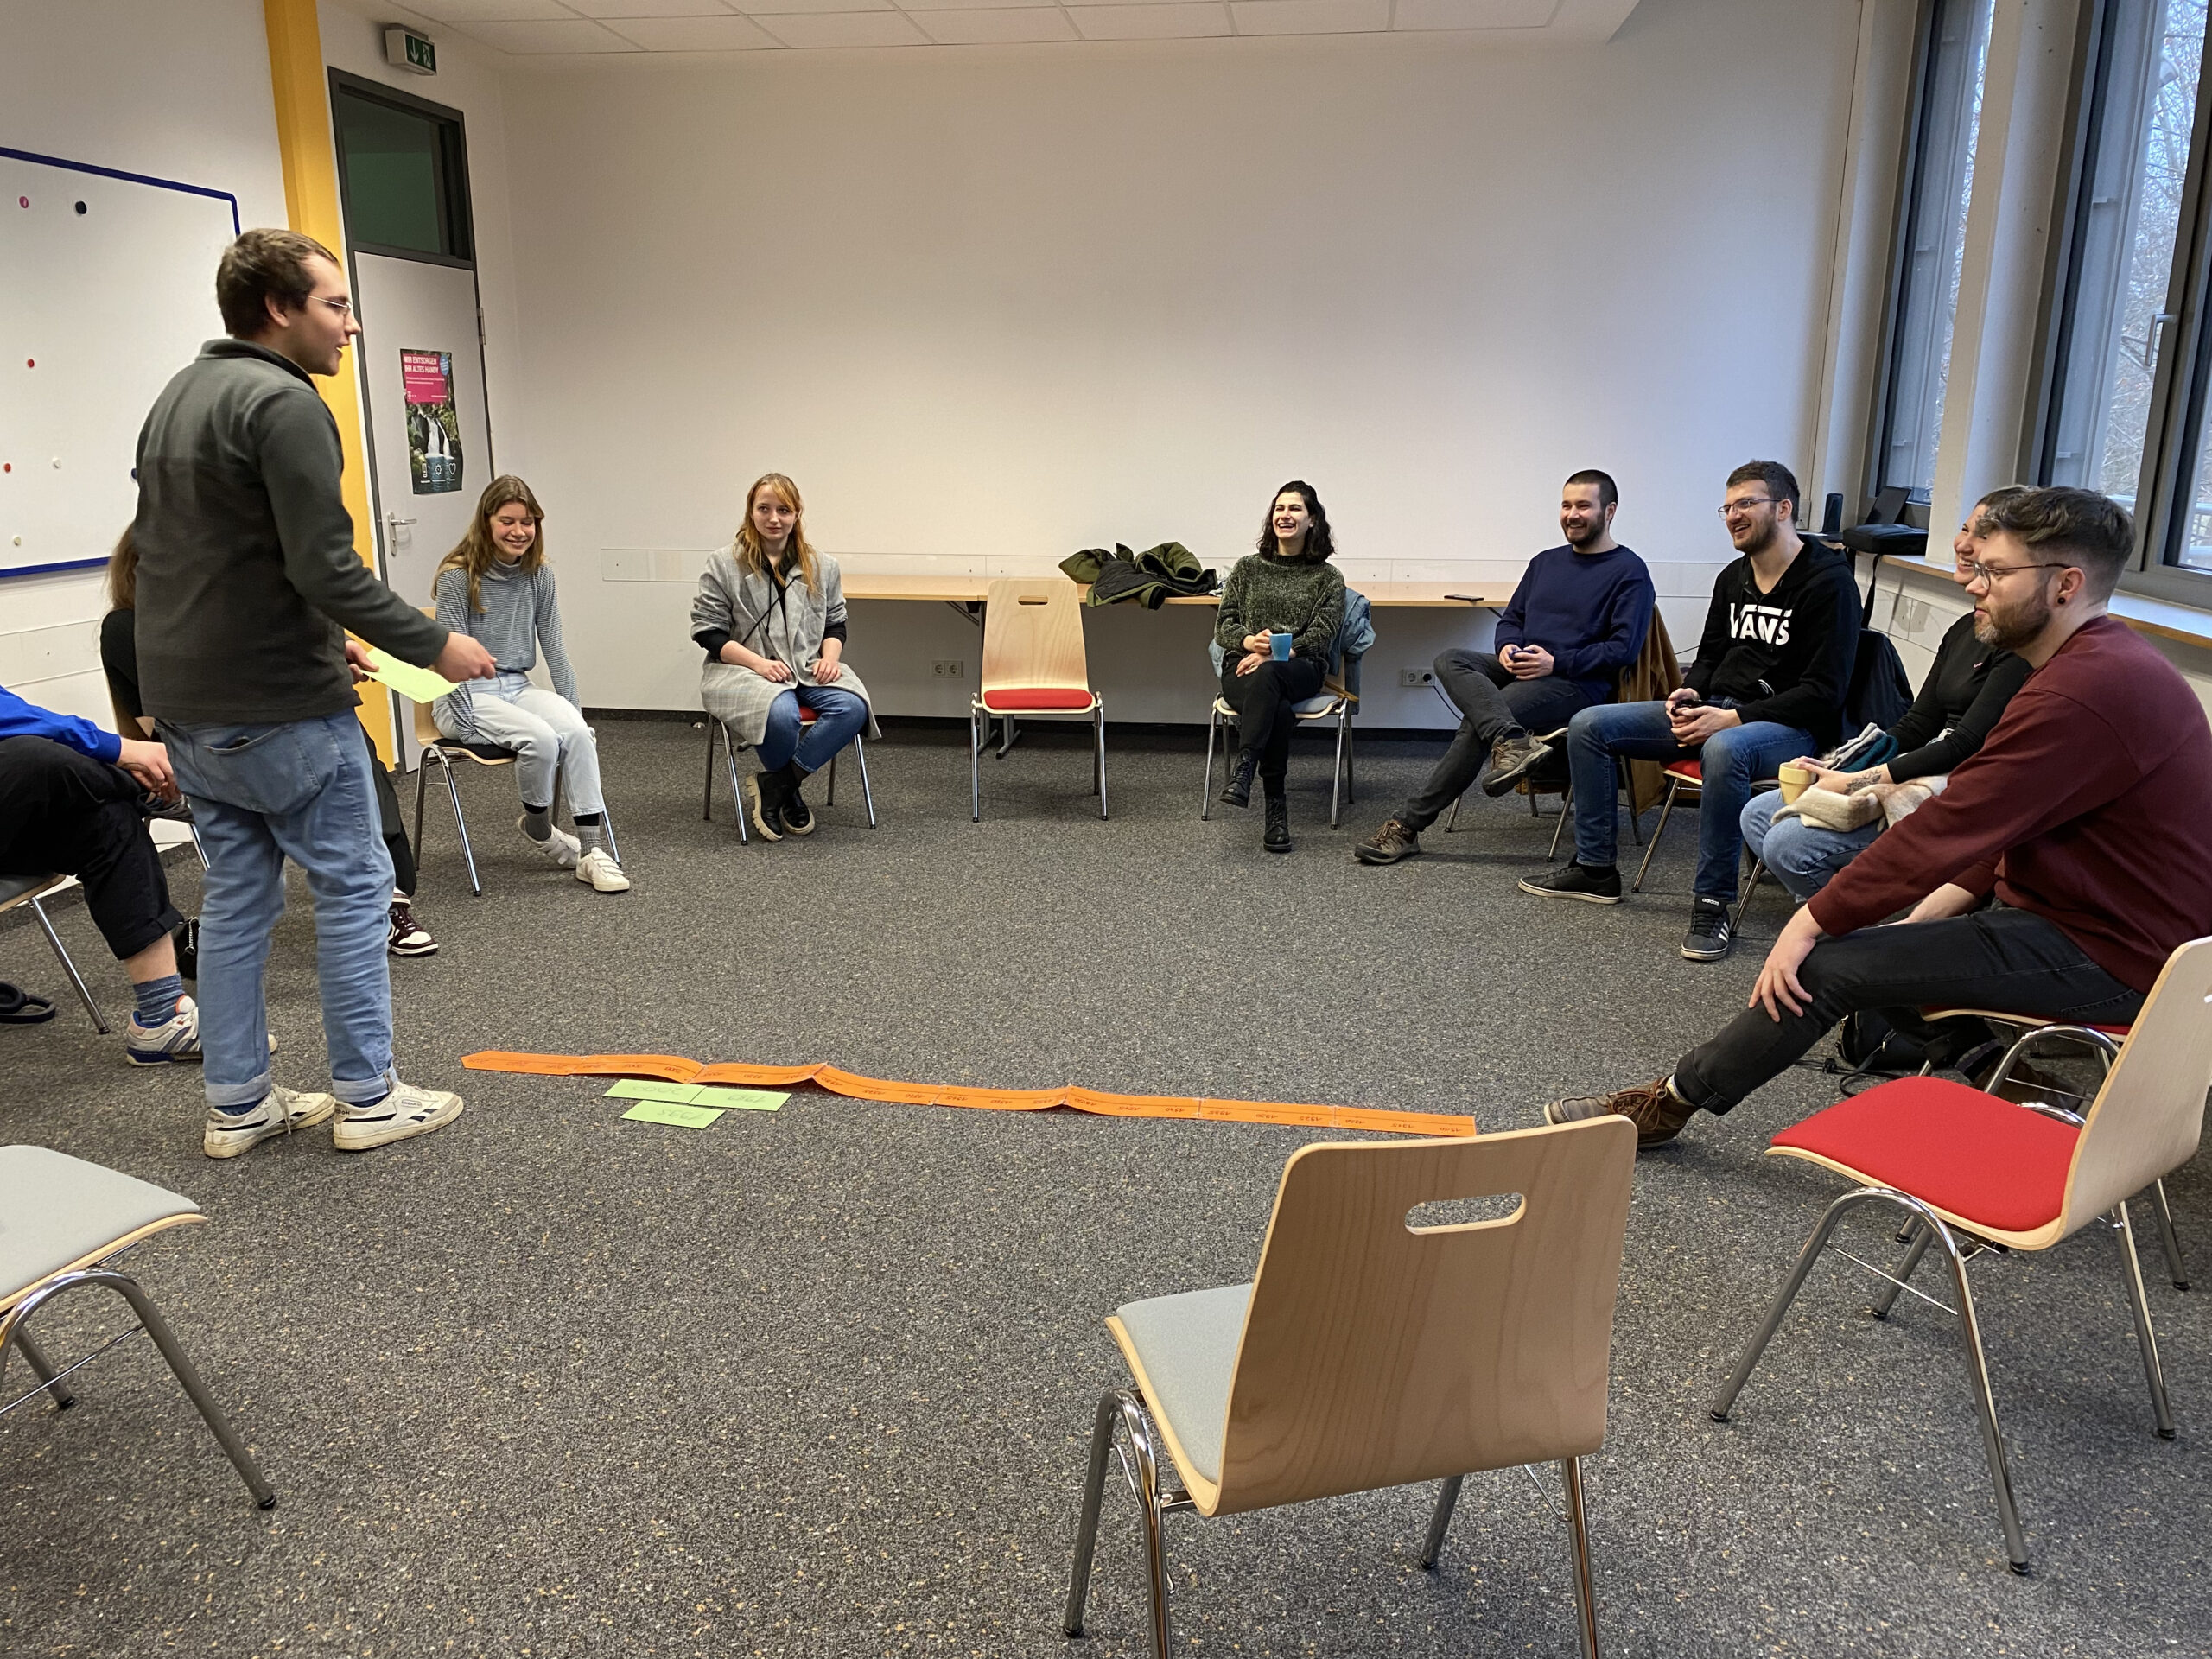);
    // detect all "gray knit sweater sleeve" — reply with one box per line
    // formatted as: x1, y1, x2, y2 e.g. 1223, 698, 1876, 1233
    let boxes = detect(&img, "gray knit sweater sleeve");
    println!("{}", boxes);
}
532, 566, 581, 706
